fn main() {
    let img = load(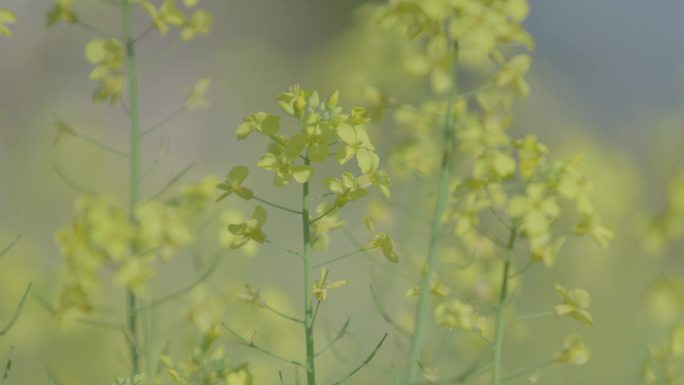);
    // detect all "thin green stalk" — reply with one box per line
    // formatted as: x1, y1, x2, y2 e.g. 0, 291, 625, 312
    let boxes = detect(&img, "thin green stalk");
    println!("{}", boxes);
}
370, 285, 412, 339
140, 105, 185, 137
0, 235, 21, 259
127, 292, 139, 375
501, 359, 551, 382
301, 157, 316, 385
222, 323, 305, 368
315, 317, 351, 357
51, 155, 94, 194
507, 311, 555, 324
265, 240, 303, 258
75, 20, 116, 38
0, 283, 32, 336
76, 132, 129, 157
310, 205, 337, 224
263, 304, 305, 324
140, 250, 224, 312
330, 333, 388, 385
403, 57, 459, 385
313, 248, 366, 268
490, 225, 518, 385
253, 195, 302, 215
0, 347, 14, 385
150, 163, 195, 200
141, 39, 182, 74
122, 0, 142, 375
